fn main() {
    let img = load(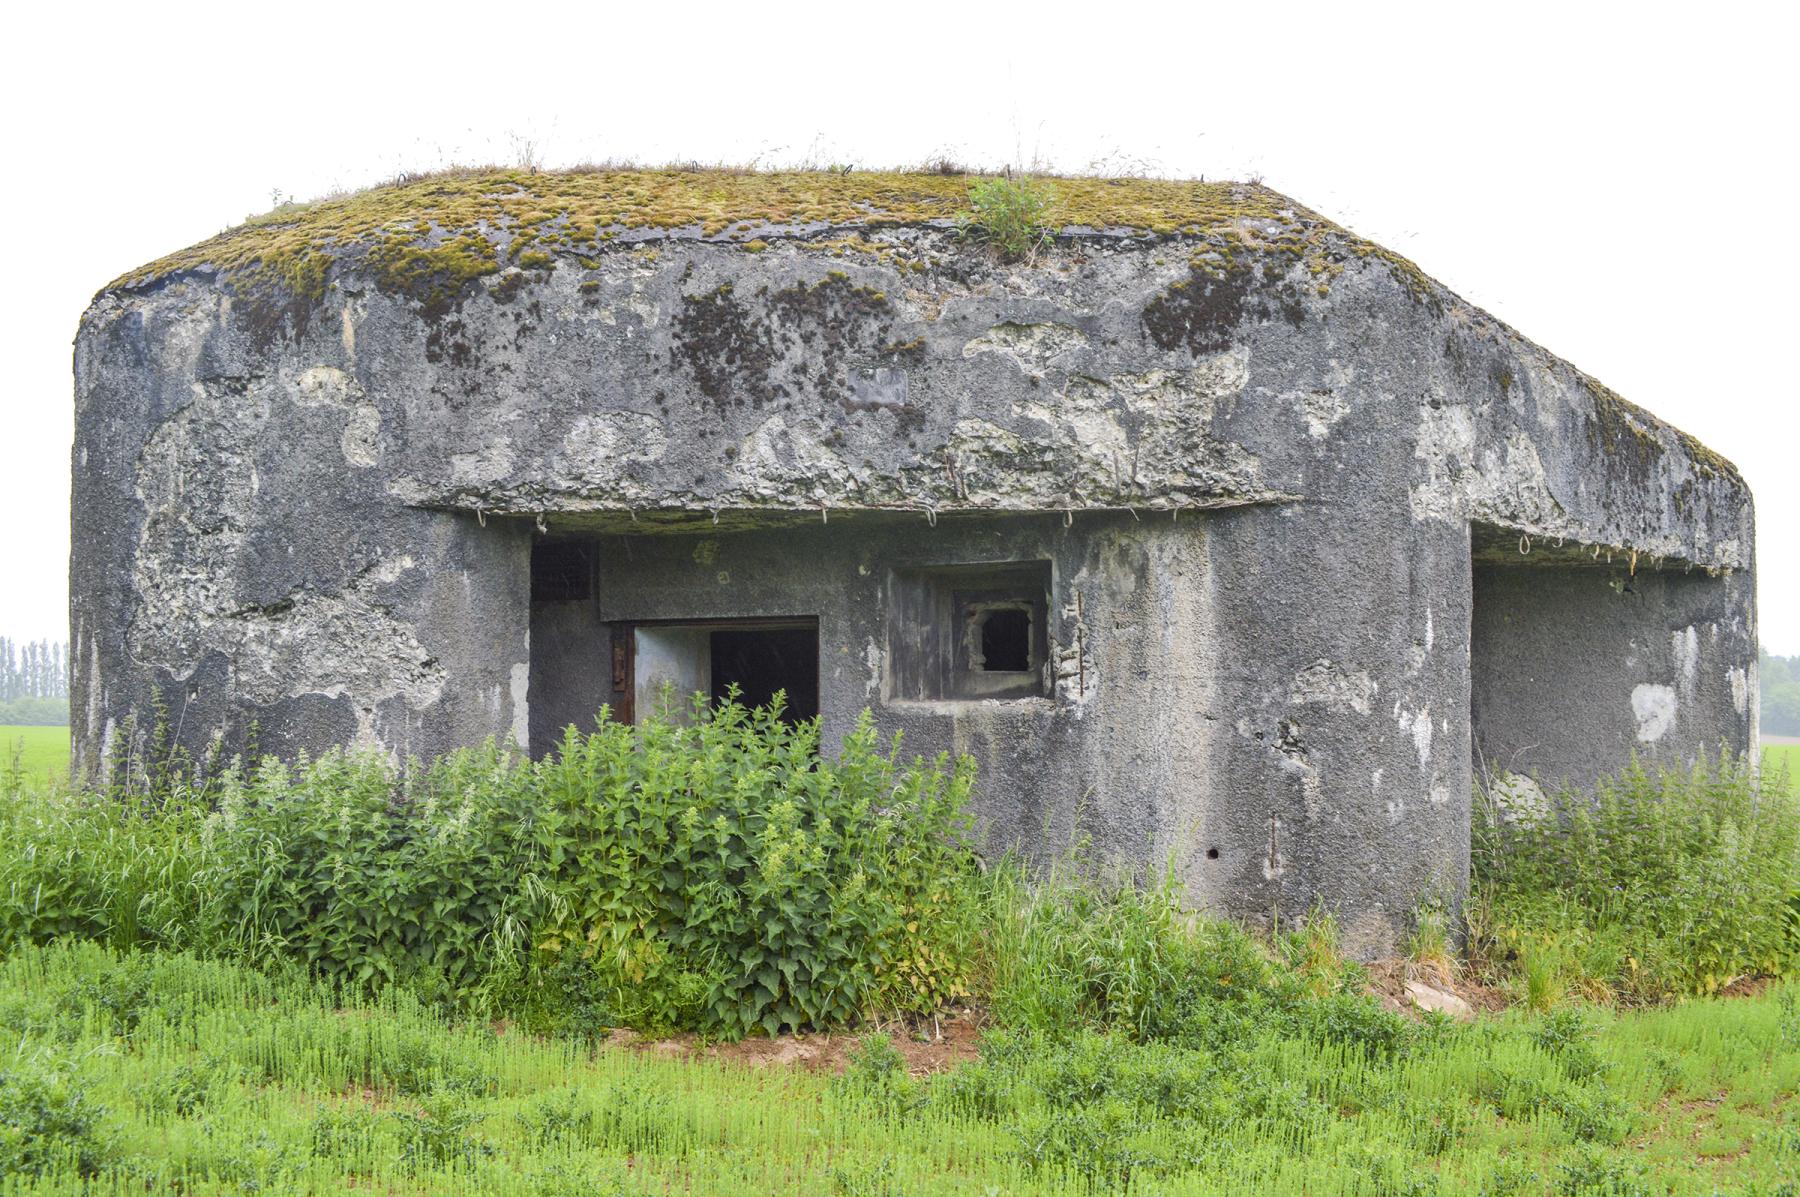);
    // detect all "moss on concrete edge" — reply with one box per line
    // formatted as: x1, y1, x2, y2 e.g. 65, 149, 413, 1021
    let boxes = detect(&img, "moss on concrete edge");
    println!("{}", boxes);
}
101, 169, 1431, 307
1582, 375, 1743, 487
